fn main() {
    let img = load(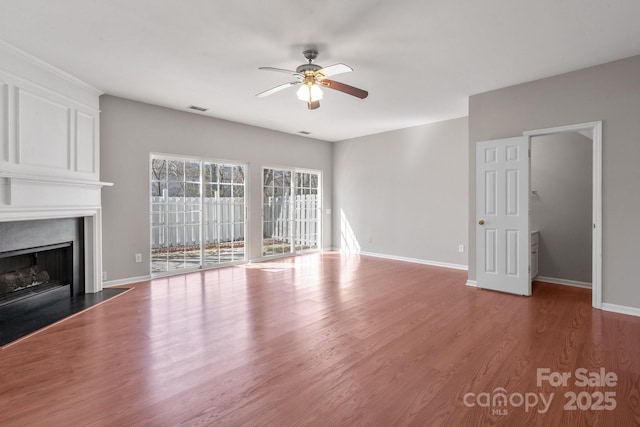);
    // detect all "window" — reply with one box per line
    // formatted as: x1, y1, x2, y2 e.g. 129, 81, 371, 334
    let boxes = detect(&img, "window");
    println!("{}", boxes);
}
151, 156, 246, 274
263, 167, 321, 256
